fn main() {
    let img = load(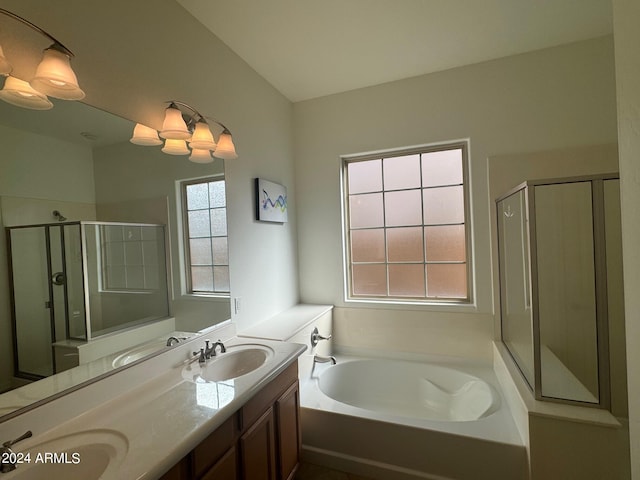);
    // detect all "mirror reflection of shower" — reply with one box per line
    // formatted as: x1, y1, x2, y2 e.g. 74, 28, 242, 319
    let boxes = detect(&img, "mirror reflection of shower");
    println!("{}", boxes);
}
6, 221, 170, 382
52, 210, 67, 222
